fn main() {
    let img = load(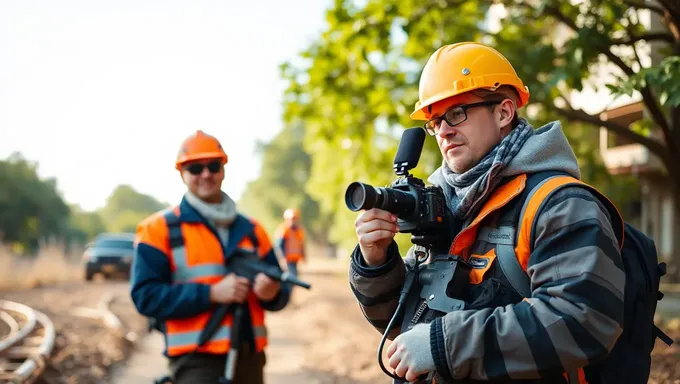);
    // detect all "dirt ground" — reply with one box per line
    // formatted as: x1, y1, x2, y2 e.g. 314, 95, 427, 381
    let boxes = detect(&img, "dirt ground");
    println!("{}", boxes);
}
2, 262, 680, 384
2, 278, 148, 384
